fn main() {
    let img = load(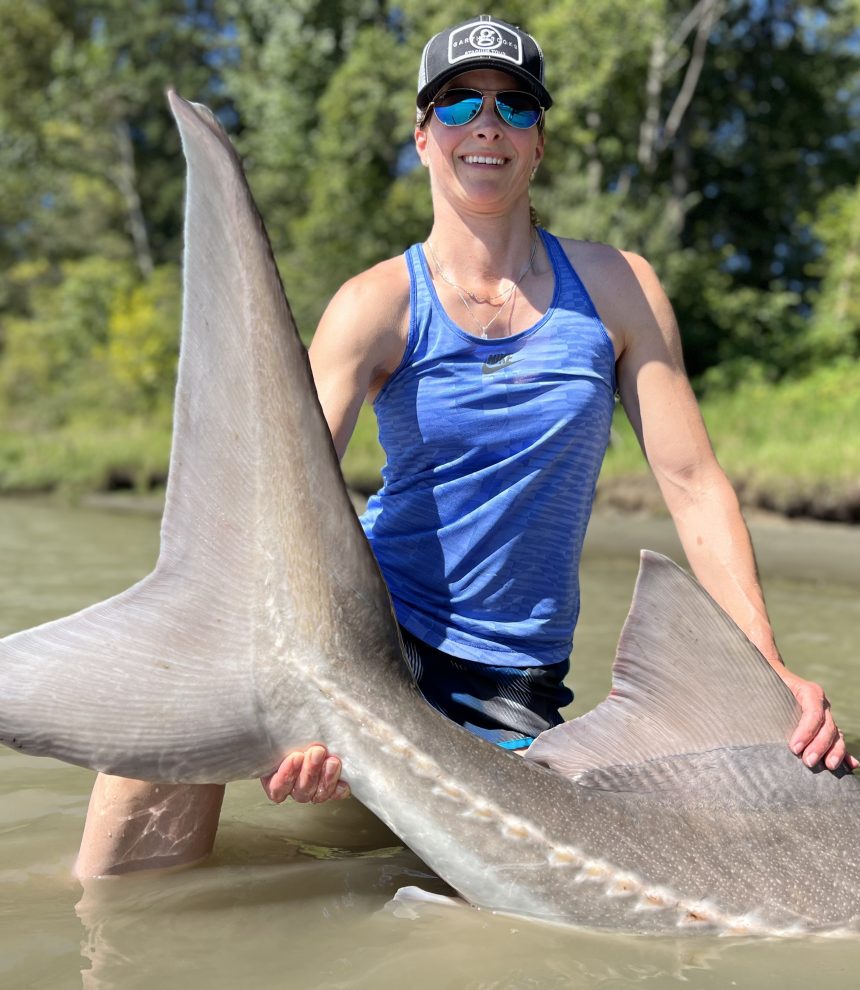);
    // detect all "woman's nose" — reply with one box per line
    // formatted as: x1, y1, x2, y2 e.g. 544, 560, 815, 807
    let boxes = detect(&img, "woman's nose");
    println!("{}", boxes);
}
468, 96, 503, 139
